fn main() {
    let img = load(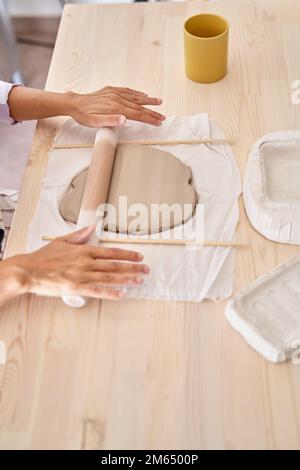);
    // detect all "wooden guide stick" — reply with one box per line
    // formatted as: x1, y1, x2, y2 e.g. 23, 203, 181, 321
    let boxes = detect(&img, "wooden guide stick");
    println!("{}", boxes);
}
42, 236, 246, 248
53, 138, 235, 150
98, 238, 247, 248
